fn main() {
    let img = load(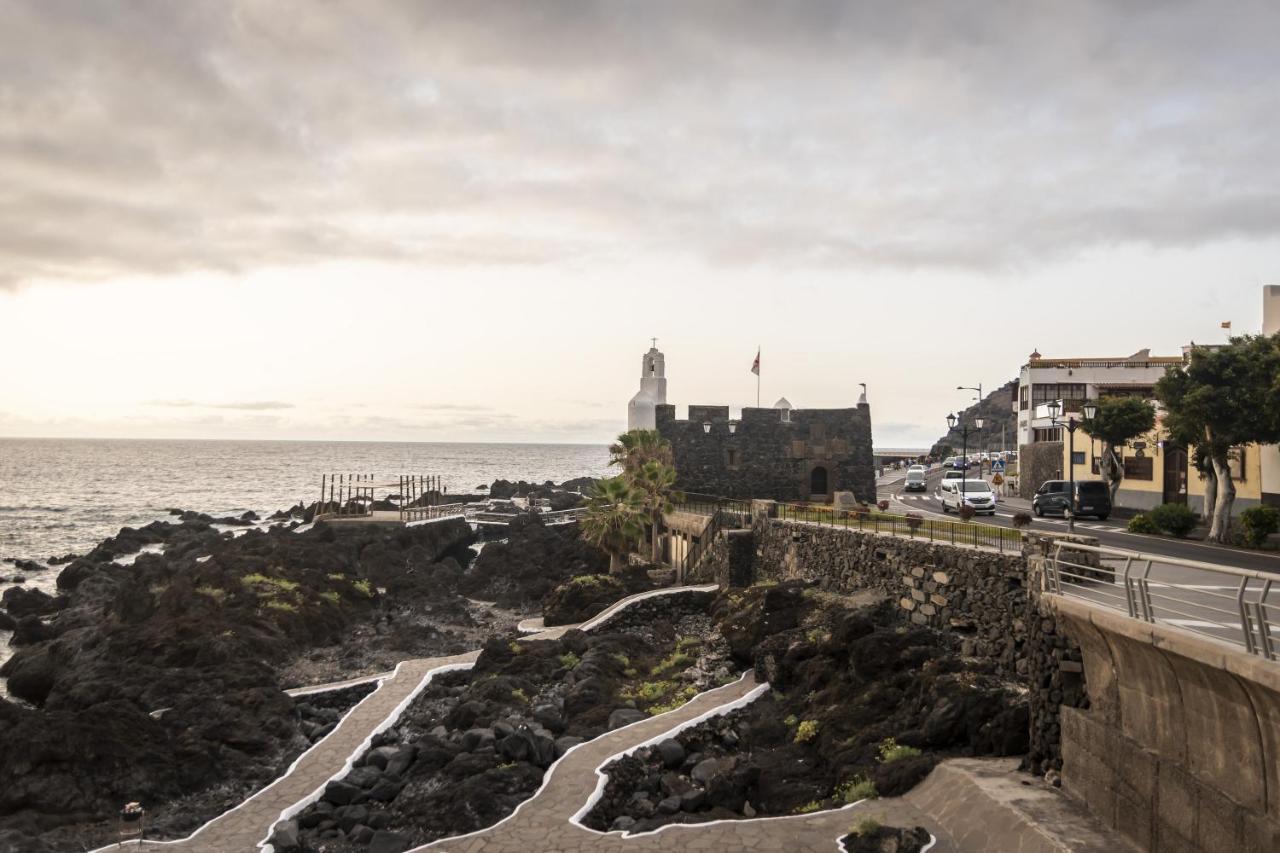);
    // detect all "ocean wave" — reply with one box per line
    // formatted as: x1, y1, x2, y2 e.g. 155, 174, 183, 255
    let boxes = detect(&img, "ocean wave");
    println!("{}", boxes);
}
0, 506, 70, 513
